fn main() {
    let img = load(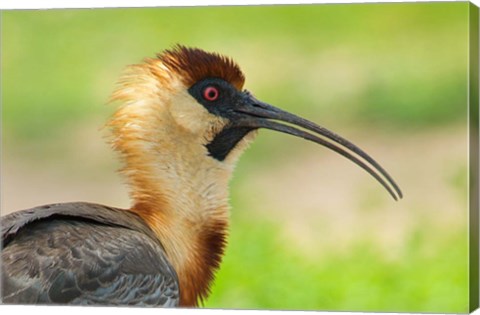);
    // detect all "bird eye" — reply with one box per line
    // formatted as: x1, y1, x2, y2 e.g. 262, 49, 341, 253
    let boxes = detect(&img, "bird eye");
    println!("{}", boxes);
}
203, 86, 219, 102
